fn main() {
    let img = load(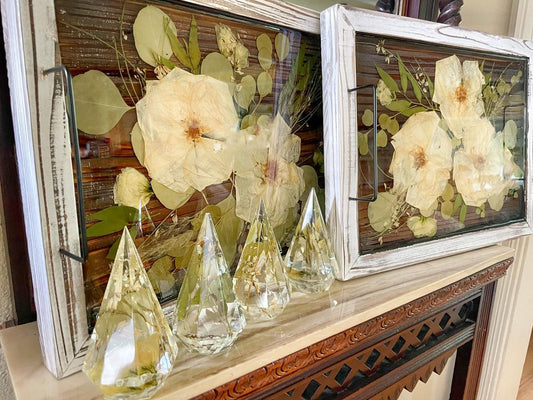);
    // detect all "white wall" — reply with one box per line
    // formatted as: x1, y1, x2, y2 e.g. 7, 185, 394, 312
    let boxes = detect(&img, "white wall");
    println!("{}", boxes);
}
0, 186, 16, 400
461, 0, 514, 35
